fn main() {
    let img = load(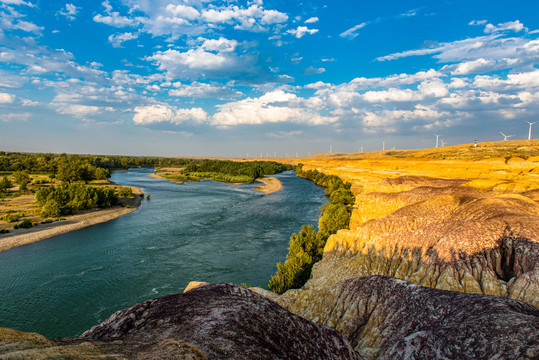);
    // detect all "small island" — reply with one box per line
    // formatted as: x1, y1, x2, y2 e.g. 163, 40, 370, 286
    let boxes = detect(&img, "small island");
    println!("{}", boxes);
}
149, 159, 289, 194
